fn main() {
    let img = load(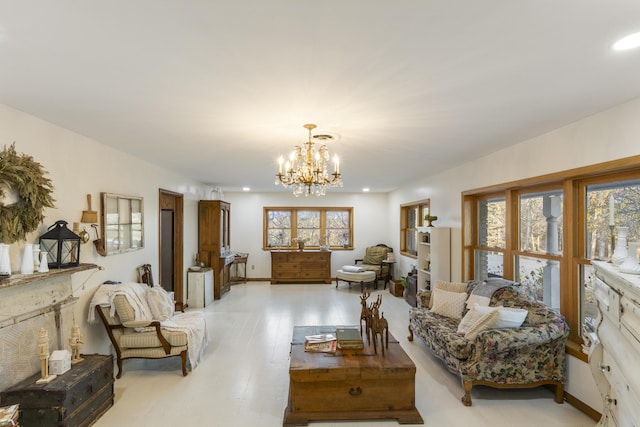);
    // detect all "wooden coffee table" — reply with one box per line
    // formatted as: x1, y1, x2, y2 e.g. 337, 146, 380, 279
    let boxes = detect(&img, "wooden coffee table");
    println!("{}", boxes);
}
283, 325, 423, 426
